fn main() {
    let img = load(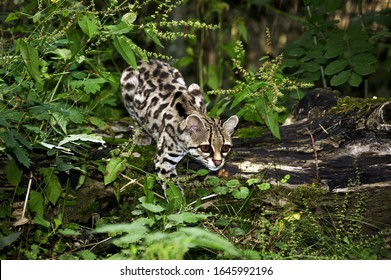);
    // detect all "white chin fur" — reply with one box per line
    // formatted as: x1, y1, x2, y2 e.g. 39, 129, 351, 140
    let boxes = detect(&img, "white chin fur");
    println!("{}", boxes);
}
205, 163, 224, 171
